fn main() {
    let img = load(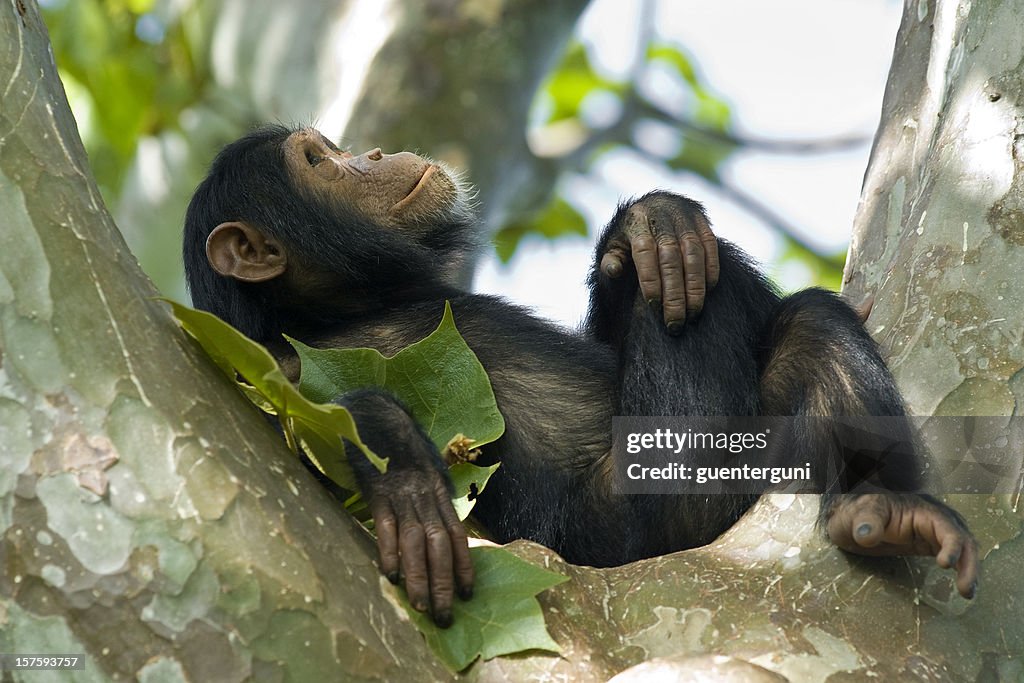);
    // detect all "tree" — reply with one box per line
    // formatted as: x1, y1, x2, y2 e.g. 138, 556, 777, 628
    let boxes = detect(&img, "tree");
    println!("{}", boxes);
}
43, 0, 590, 298
0, 3, 447, 680
1, 2, 1021, 682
